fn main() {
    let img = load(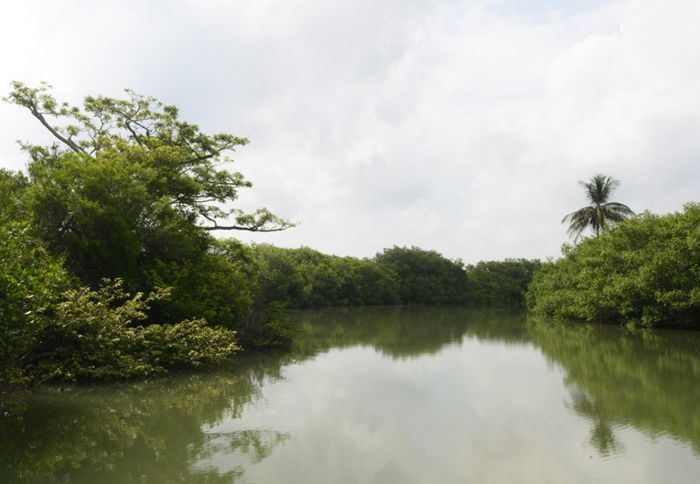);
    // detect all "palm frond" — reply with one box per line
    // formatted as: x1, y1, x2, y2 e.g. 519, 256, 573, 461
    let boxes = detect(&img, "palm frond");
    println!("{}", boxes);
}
563, 175, 632, 240
562, 206, 597, 241
603, 202, 635, 216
